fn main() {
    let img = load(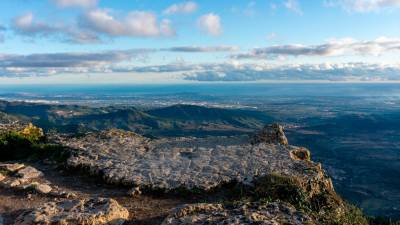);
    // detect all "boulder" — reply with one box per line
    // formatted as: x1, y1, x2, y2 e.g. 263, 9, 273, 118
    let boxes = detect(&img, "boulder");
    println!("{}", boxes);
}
28, 182, 53, 194
16, 166, 43, 180
14, 198, 129, 225
251, 123, 289, 145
